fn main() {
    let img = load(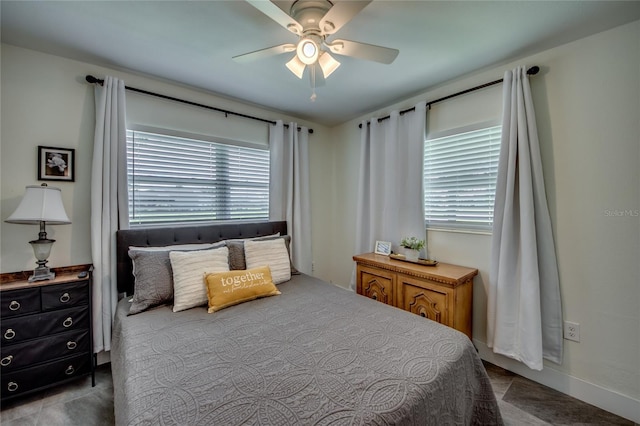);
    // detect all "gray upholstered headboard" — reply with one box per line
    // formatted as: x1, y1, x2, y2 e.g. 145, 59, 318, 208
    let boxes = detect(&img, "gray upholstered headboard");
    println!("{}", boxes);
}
116, 221, 288, 295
